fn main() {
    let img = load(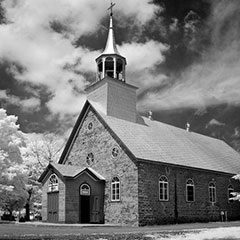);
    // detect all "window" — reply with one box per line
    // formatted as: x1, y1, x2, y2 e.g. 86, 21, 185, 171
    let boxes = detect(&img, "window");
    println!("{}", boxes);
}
86, 153, 94, 165
186, 179, 195, 202
228, 185, 234, 203
111, 177, 120, 201
111, 146, 119, 158
87, 122, 93, 131
209, 182, 216, 203
80, 184, 91, 196
48, 174, 58, 192
159, 175, 169, 201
